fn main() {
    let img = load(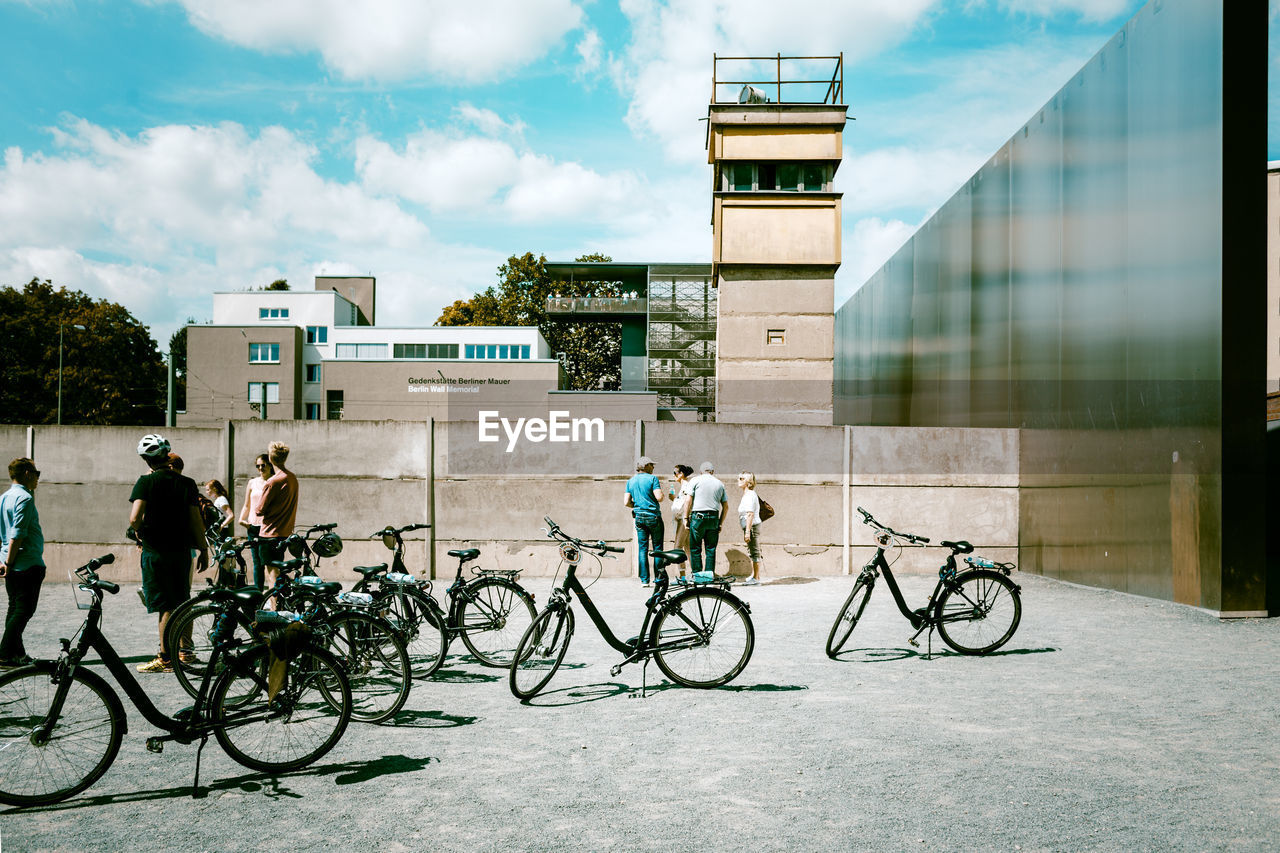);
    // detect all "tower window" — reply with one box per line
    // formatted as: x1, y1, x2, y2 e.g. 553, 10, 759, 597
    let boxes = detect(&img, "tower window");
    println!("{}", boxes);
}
766, 329, 786, 346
